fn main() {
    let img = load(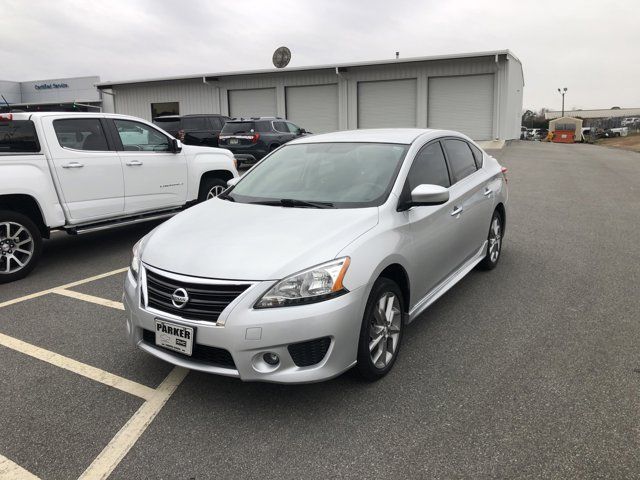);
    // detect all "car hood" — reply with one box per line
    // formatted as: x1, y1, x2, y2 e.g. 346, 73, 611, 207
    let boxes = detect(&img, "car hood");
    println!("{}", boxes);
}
141, 199, 379, 281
